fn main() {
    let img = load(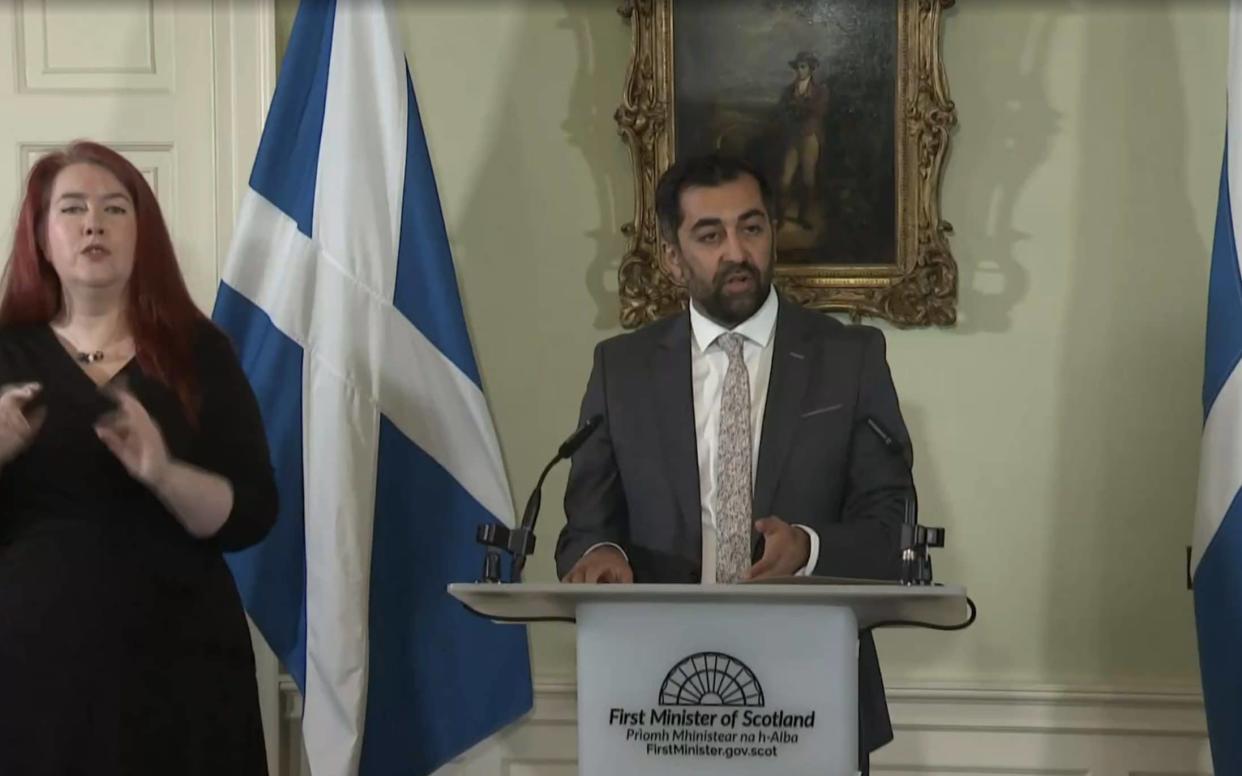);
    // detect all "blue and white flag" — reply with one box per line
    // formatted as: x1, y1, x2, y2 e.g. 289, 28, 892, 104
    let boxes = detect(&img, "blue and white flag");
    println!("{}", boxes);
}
212, 2, 532, 773
1193, 3, 1242, 773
